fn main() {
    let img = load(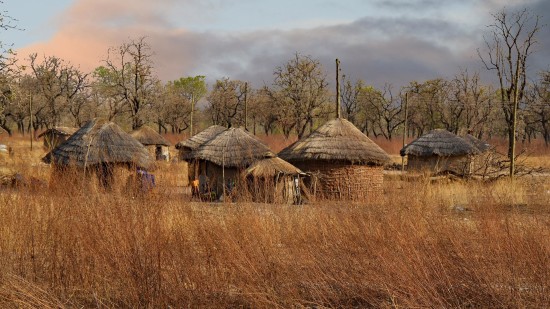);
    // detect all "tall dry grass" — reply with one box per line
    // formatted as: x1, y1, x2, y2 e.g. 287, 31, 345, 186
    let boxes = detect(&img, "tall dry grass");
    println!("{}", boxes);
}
0, 174, 548, 307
